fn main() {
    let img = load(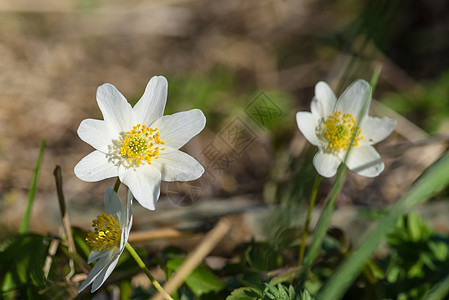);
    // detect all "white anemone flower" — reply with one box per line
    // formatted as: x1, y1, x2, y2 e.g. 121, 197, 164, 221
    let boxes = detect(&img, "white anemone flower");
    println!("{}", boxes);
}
74, 76, 206, 210
79, 188, 132, 293
296, 79, 396, 178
